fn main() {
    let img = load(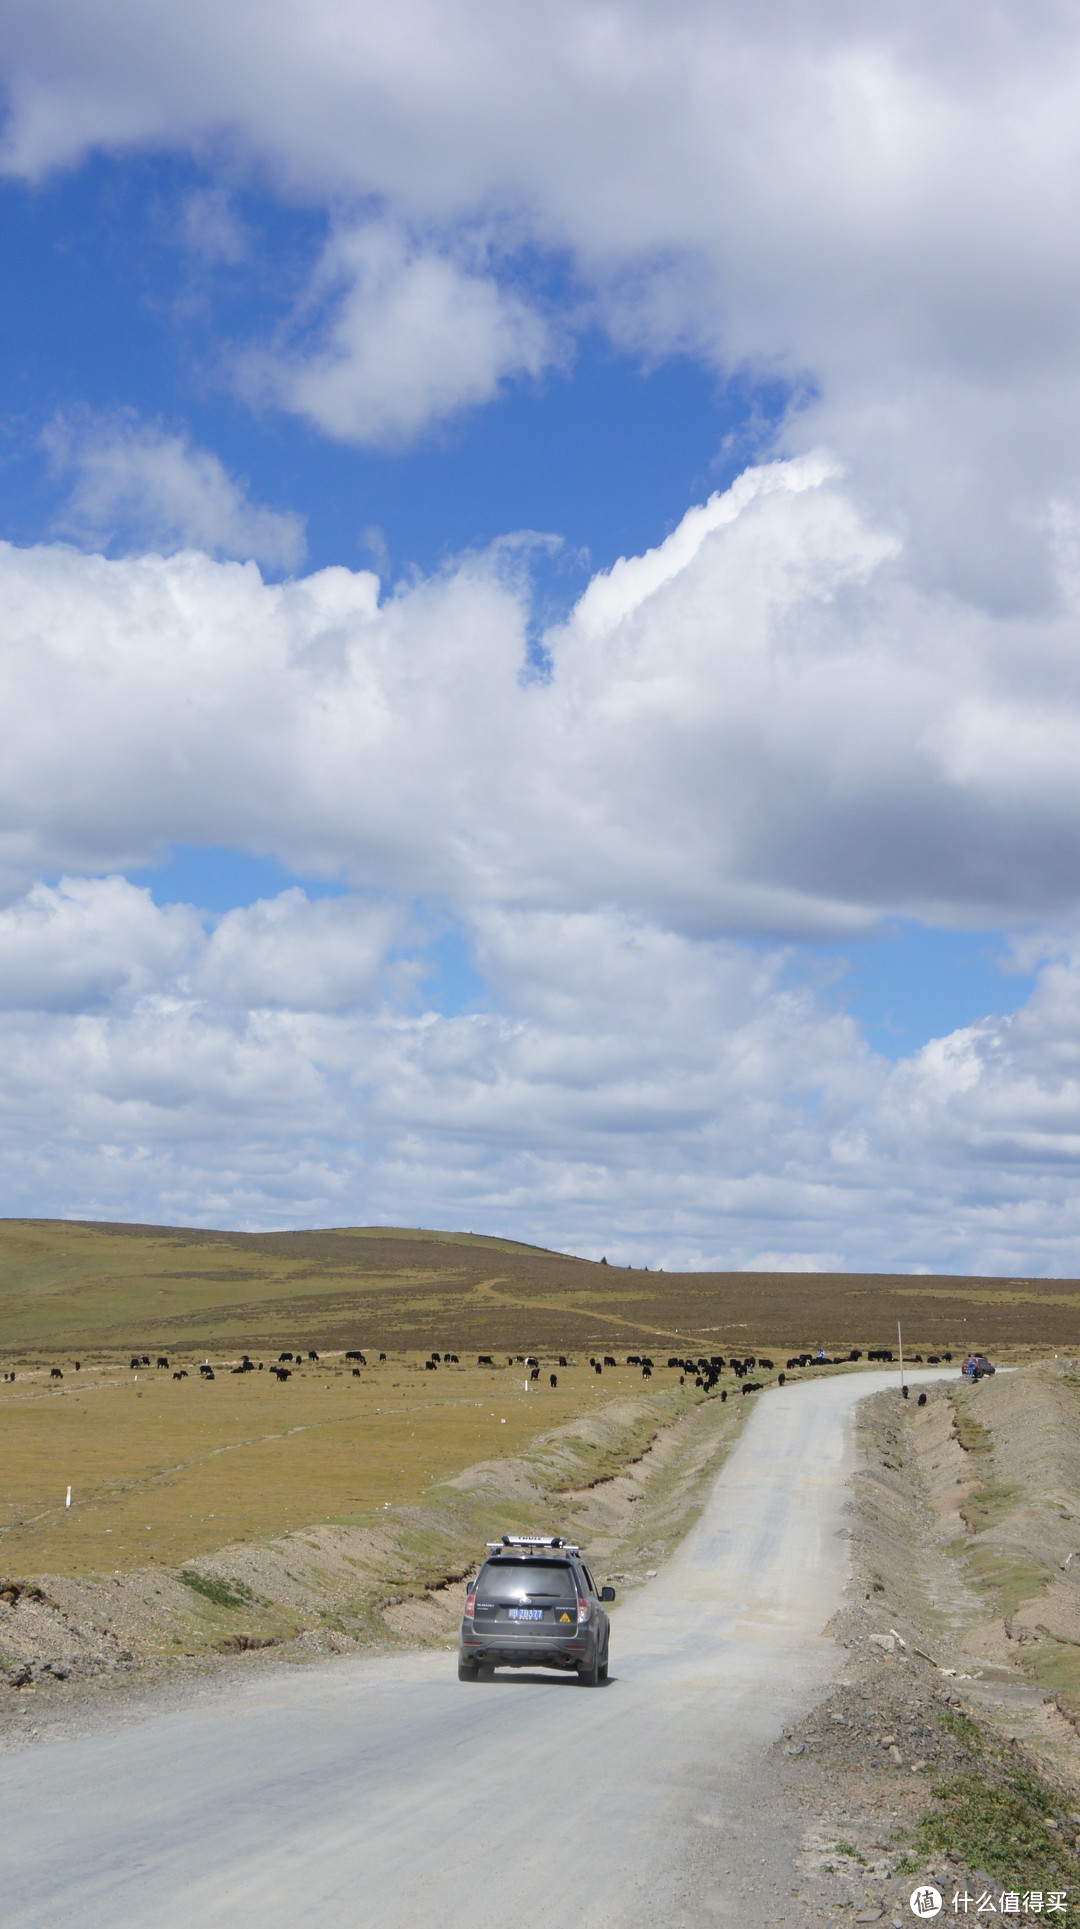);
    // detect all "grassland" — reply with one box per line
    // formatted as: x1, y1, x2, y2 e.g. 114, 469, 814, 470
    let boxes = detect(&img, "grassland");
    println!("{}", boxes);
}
0, 1351, 699, 1574
3, 1215, 1077, 1359
1, 1215, 1077, 1587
